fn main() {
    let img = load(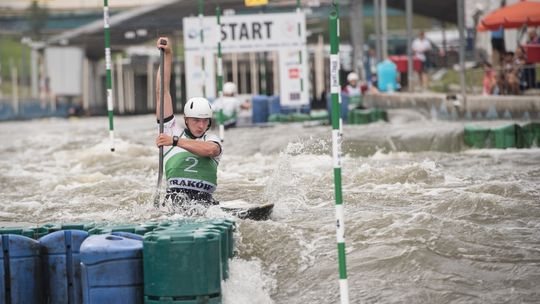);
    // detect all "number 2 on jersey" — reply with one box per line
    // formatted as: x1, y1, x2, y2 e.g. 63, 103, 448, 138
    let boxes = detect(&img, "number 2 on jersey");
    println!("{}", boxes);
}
184, 157, 198, 173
